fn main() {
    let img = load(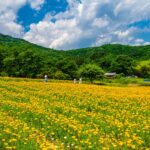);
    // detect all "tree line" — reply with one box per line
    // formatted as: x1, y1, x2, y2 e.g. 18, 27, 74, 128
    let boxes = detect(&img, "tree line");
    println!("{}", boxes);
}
0, 34, 150, 81
0, 48, 150, 82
